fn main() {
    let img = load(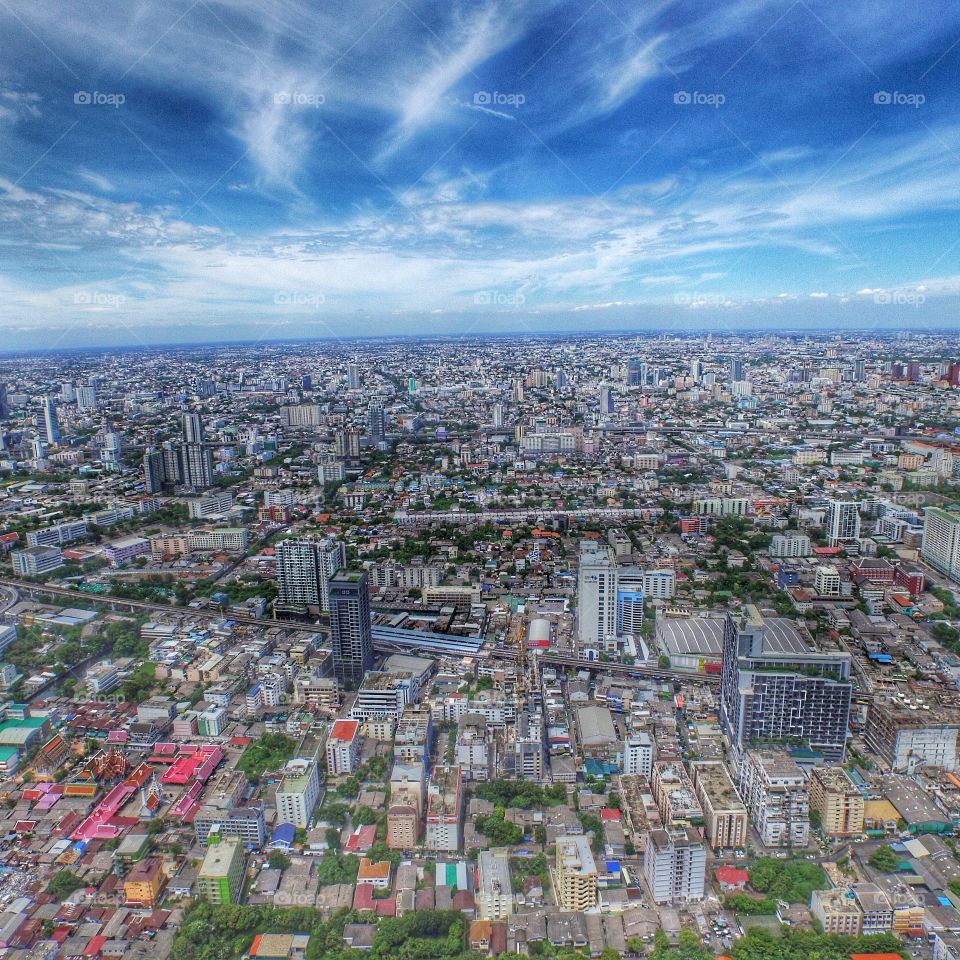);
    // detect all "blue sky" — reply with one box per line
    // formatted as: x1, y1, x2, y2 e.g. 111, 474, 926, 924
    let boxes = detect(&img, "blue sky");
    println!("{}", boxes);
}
1, 0, 959, 348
